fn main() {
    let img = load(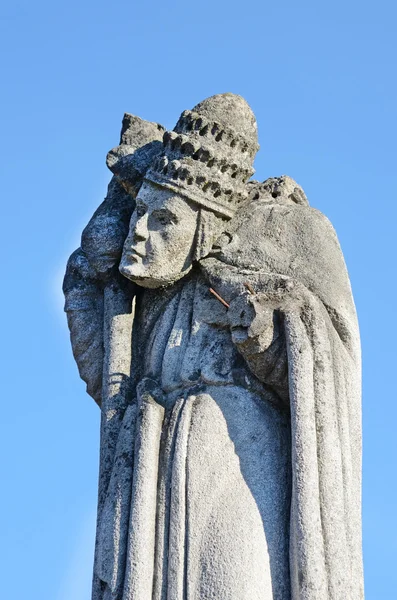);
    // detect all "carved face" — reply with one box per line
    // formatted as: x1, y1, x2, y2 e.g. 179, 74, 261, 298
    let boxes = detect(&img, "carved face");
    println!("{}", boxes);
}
119, 181, 199, 288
